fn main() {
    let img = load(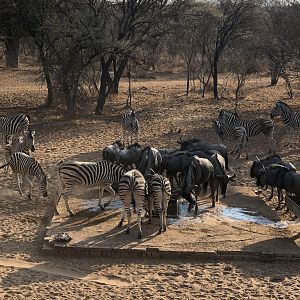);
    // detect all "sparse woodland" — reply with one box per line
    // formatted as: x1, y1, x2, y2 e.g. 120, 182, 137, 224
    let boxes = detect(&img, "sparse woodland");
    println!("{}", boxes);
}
0, 0, 299, 118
